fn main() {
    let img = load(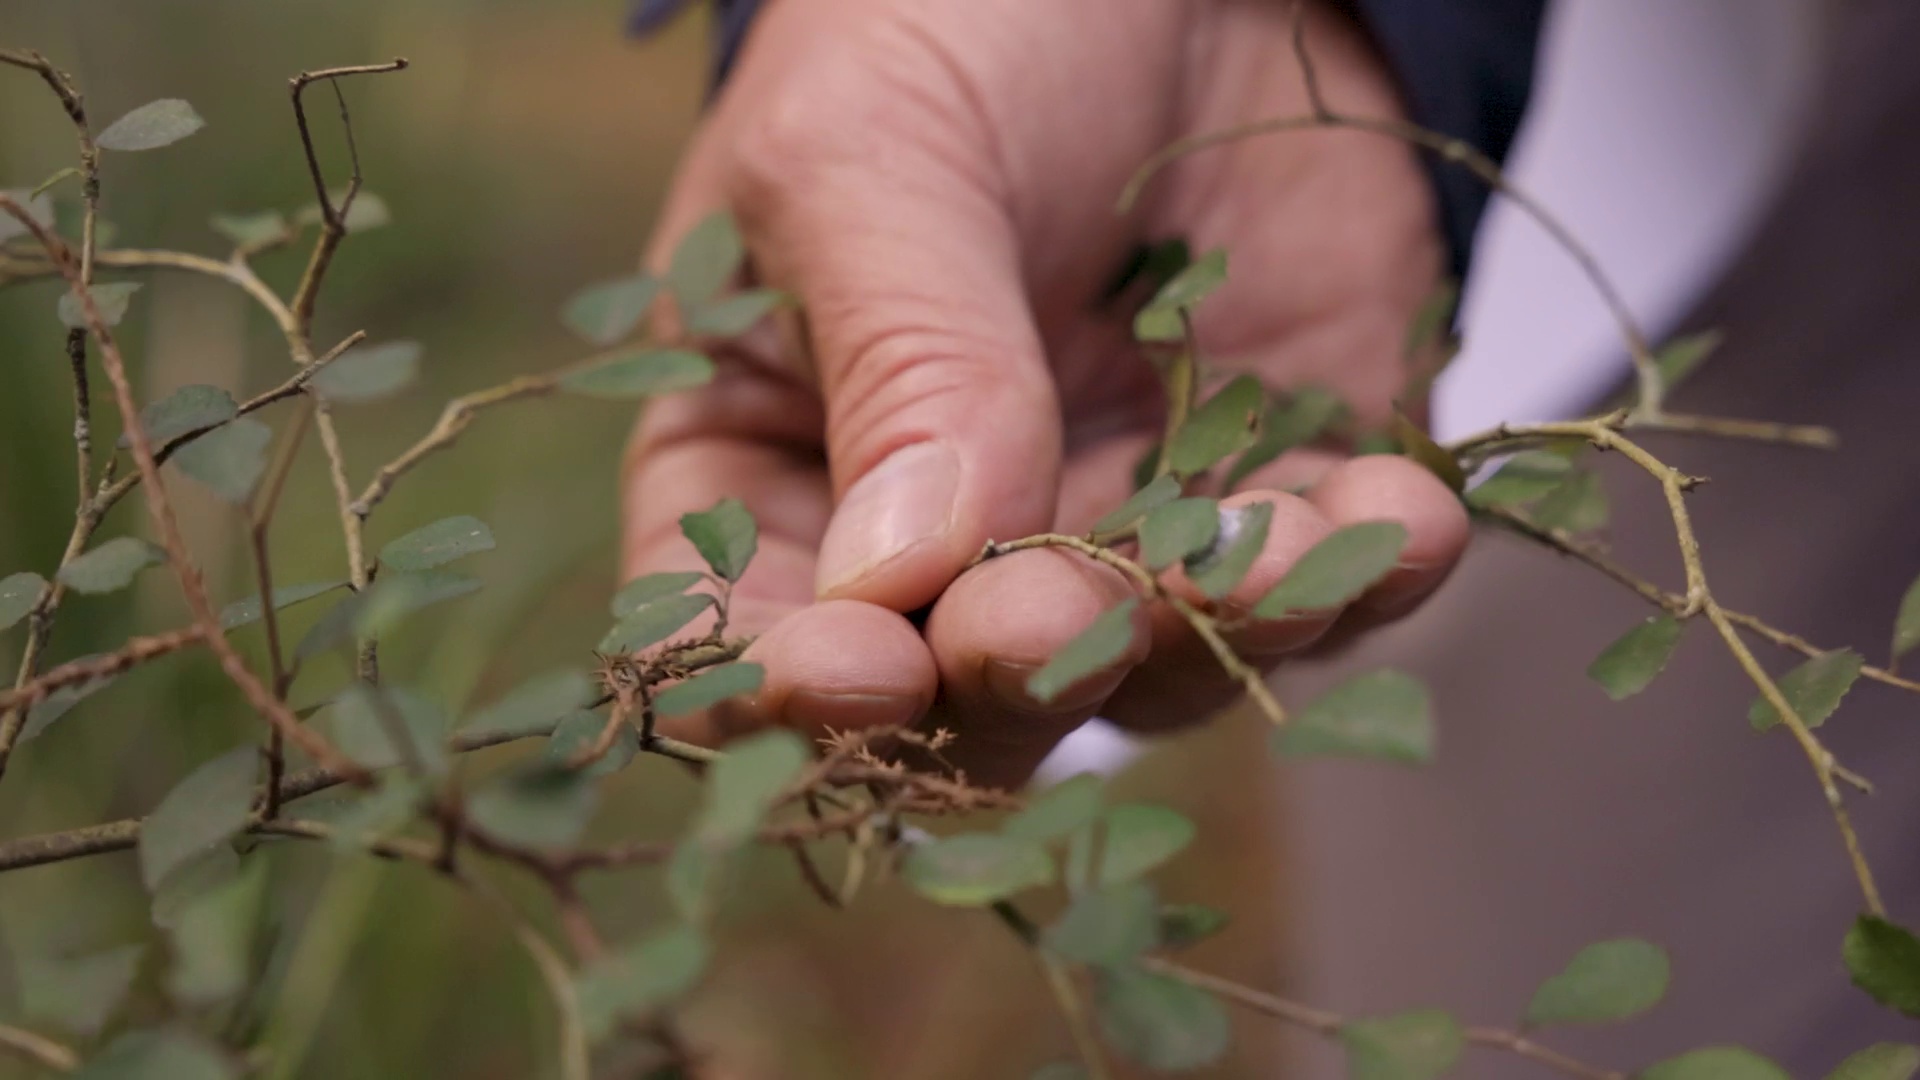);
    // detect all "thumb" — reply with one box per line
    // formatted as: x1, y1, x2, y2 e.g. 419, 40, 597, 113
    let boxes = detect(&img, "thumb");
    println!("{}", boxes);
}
743, 147, 1063, 613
